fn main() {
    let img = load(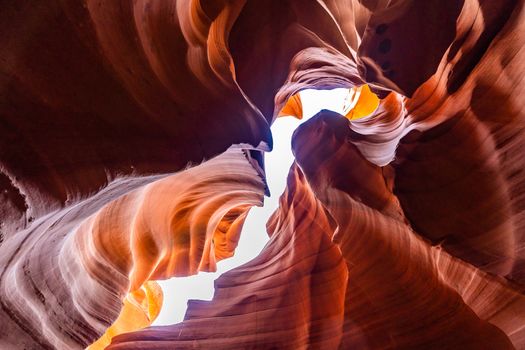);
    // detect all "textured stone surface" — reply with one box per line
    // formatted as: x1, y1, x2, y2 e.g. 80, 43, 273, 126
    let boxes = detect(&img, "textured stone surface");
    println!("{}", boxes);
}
1, 0, 525, 349
0, 148, 264, 349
